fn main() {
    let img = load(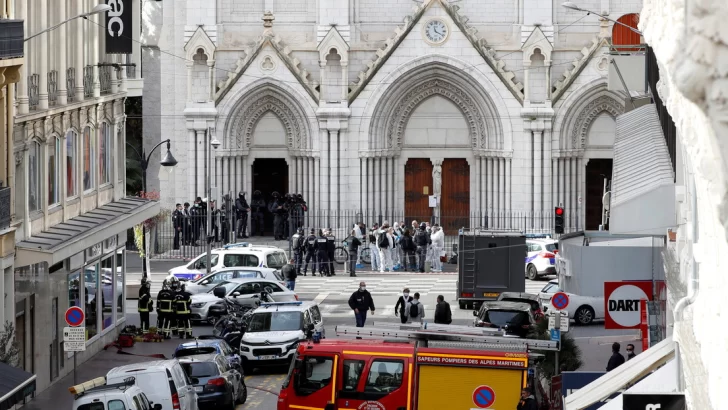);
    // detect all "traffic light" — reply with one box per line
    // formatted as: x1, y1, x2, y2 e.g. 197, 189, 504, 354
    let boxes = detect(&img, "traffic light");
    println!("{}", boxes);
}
554, 207, 564, 234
